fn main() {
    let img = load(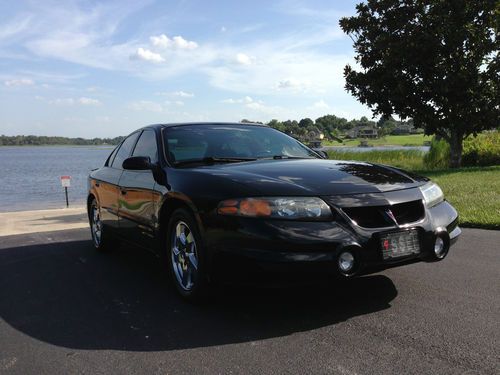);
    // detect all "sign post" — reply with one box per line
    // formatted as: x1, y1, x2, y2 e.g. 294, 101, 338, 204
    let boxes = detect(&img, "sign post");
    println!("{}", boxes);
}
60, 176, 71, 208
